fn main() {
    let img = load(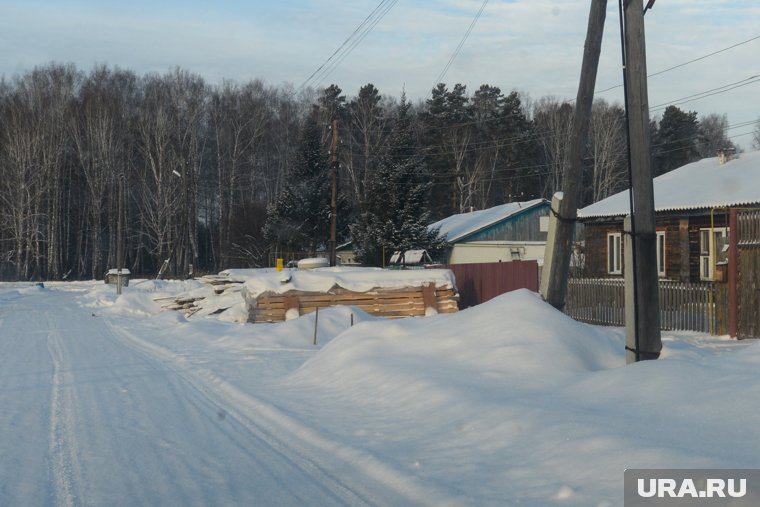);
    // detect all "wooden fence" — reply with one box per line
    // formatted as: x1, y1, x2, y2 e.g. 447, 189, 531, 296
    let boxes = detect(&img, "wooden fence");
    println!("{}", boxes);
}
566, 278, 717, 333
